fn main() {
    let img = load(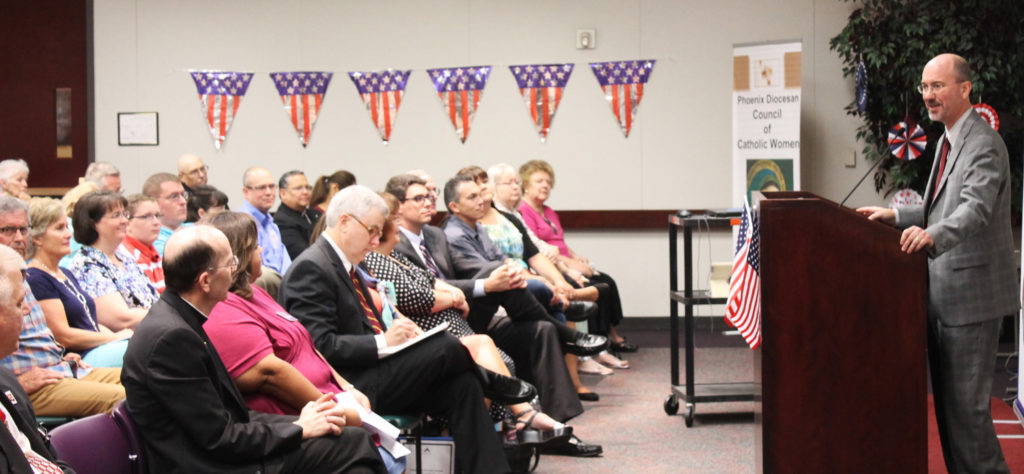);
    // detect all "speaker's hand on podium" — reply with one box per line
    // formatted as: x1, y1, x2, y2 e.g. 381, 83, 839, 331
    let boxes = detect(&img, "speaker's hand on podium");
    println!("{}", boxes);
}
900, 226, 933, 254
856, 206, 895, 225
